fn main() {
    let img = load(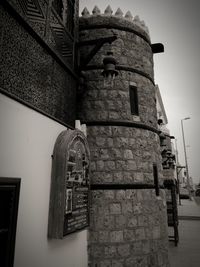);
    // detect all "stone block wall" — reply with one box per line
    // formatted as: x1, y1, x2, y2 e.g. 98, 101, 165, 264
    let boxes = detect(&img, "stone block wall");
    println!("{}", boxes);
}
86, 125, 169, 266
89, 189, 168, 267
78, 71, 157, 129
87, 126, 162, 184
78, 6, 170, 267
